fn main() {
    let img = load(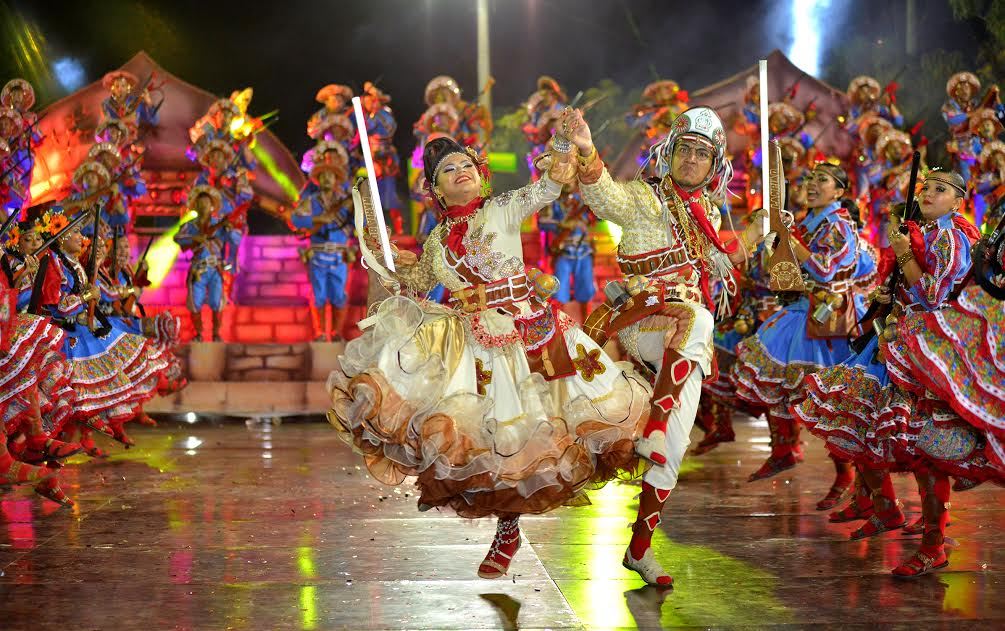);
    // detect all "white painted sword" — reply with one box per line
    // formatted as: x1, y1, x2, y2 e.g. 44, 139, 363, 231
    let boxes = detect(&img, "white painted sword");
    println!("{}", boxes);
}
351, 96, 396, 273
